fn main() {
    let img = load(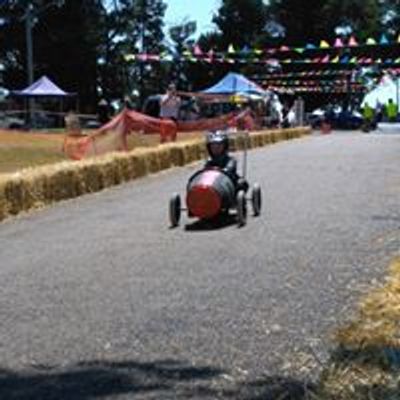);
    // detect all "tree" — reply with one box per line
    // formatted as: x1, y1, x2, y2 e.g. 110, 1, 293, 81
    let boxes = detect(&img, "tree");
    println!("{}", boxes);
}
37, 0, 106, 111
267, 0, 380, 45
211, 0, 269, 50
318, 0, 380, 40
0, 0, 106, 112
379, 0, 400, 38
107, 0, 167, 106
167, 20, 197, 90
267, 0, 324, 45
